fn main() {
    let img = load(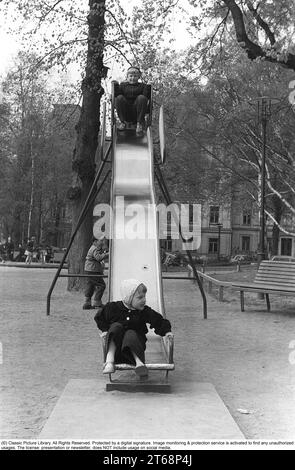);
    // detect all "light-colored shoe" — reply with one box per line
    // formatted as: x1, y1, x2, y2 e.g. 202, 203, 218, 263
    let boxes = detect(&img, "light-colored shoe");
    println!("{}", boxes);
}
136, 122, 144, 137
103, 362, 115, 374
